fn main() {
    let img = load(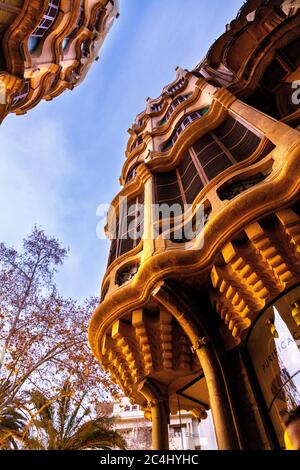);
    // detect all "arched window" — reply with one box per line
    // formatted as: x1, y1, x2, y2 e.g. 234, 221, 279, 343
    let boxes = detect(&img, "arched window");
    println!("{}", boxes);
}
155, 152, 204, 208
178, 151, 204, 204
130, 136, 143, 152
191, 115, 261, 181
125, 166, 138, 184
168, 77, 185, 95
151, 101, 163, 113
81, 39, 91, 58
